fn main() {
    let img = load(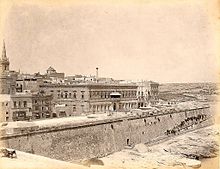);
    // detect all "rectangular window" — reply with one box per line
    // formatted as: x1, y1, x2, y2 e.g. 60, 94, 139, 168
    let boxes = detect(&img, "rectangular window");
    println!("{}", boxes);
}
14, 101, 16, 108
65, 93, 68, 98
73, 105, 76, 112
23, 101, 27, 107
73, 92, 76, 99
81, 91, 85, 99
